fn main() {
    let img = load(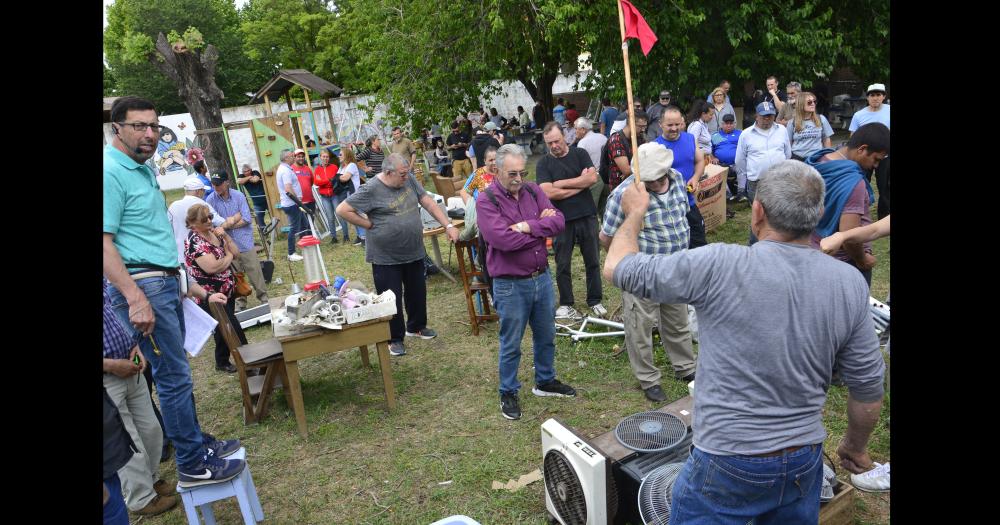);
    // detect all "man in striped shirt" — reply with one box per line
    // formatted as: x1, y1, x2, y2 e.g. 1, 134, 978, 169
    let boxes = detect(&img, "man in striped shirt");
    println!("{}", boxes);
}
206, 171, 269, 311
600, 144, 697, 403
